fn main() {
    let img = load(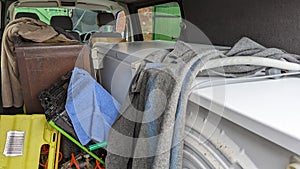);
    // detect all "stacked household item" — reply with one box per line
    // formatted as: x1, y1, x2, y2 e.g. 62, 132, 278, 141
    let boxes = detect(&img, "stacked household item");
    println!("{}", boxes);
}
1, 17, 78, 114
39, 66, 120, 168
91, 38, 300, 169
